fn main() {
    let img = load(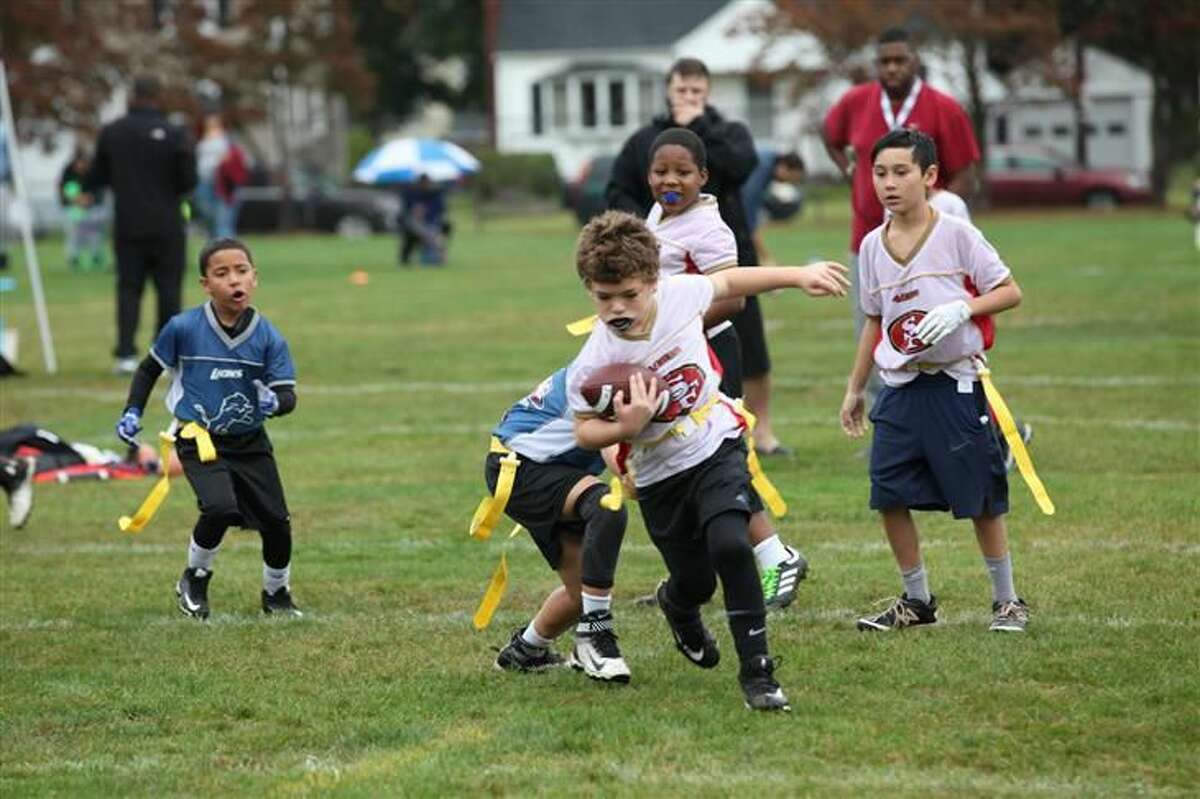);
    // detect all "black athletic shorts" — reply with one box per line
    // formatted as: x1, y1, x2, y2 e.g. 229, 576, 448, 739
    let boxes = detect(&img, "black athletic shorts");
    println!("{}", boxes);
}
731, 294, 771, 378
707, 325, 743, 399
637, 437, 763, 545
177, 426, 290, 531
484, 452, 595, 570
